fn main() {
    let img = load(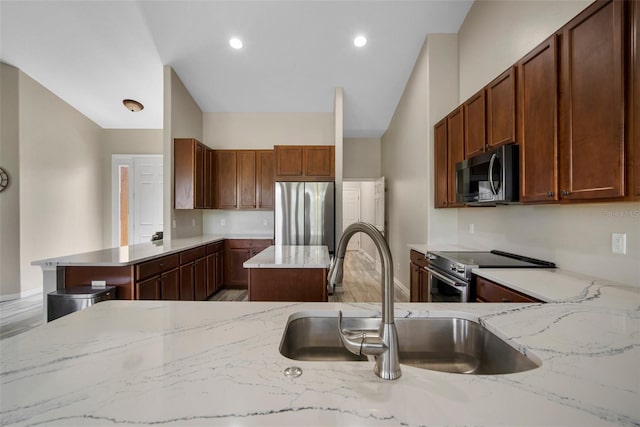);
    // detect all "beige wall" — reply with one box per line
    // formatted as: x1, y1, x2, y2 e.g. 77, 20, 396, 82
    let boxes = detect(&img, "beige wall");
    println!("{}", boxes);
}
18, 69, 104, 294
452, 0, 639, 285
380, 36, 430, 286
203, 112, 334, 149
101, 129, 163, 244
0, 63, 22, 298
164, 67, 203, 239
343, 137, 381, 179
